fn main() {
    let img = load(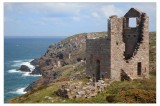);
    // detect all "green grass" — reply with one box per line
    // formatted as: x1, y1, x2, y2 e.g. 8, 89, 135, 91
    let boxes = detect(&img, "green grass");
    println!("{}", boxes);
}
149, 32, 156, 74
